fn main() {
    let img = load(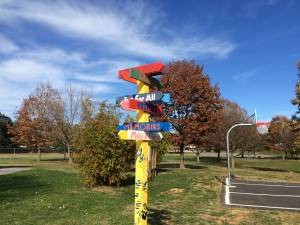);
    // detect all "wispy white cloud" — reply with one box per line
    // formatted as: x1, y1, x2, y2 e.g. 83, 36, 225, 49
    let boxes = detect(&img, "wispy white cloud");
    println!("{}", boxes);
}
233, 69, 259, 83
0, 34, 19, 53
0, 59, 63, 84
0, 0, 236, 60
0, 0, 238, 118
240, 0, 281, 18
